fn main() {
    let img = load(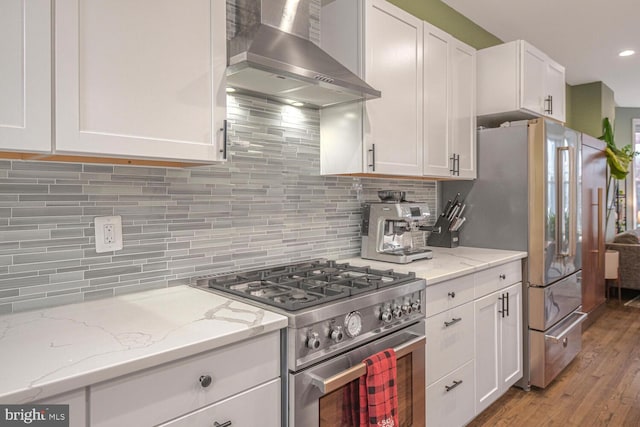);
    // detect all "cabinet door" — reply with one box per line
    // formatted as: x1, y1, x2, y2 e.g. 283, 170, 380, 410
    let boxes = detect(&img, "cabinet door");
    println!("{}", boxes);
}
450, 38, 476, 179
545, 60, 566, 122
474, 291, 501, 414
364, 0, 423, 175
36, 389, 86, 427
55, 0, 226, 162
0, 0, 51, 152
422, 23, 451, 177
500, 282, 523, 390
521, 42, 546, 116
